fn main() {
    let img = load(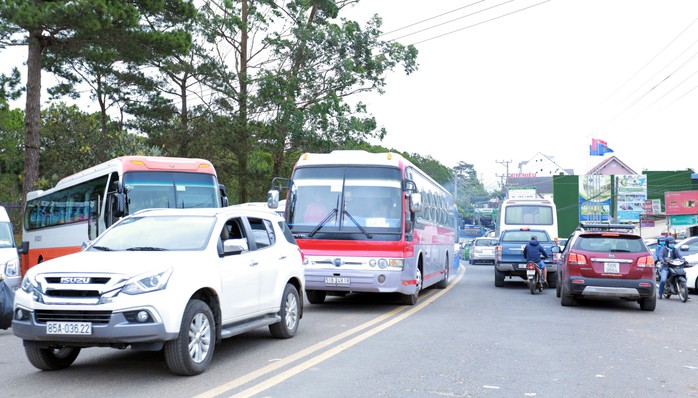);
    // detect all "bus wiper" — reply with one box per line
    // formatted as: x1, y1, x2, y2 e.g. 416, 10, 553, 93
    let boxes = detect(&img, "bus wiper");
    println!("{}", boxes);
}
91, 246, 112, 251
125, 247, 168, 251
343, 210, 373, 239
308, 208, 338, 238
